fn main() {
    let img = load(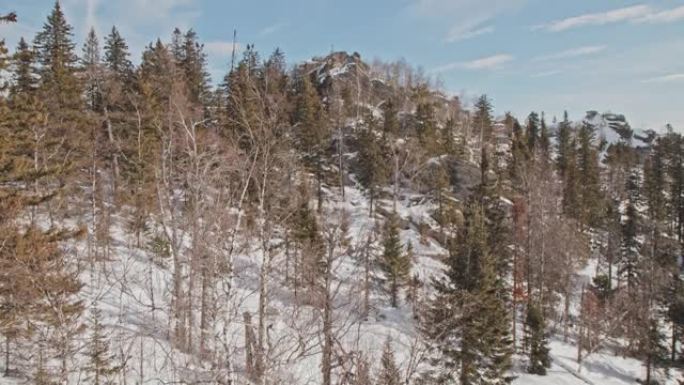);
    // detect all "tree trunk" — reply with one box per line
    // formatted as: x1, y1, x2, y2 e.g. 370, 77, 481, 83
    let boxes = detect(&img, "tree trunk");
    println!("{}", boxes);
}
339, 123, 345, 201
317, 165, 323, 213
244, 312, 256, 380
564, 285, 570, 343
512, 246, 518, 352
4, 336, 9, 377
199, 254, 212, 358
672, 321, 677, 363
391, 278, 398, 308
256, 237, 272, 384
103, 105, 120, 196
363, 236, 371, 320
322, 244, 334, 385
